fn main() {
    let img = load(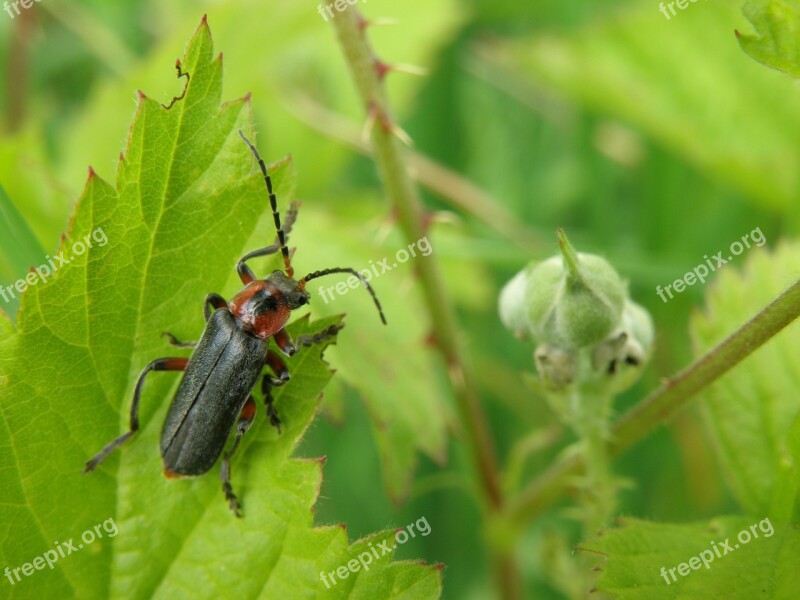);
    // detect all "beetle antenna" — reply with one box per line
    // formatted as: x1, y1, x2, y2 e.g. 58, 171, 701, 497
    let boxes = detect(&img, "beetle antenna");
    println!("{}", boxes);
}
239, 130, 293, 277
300, 268, 387, 325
